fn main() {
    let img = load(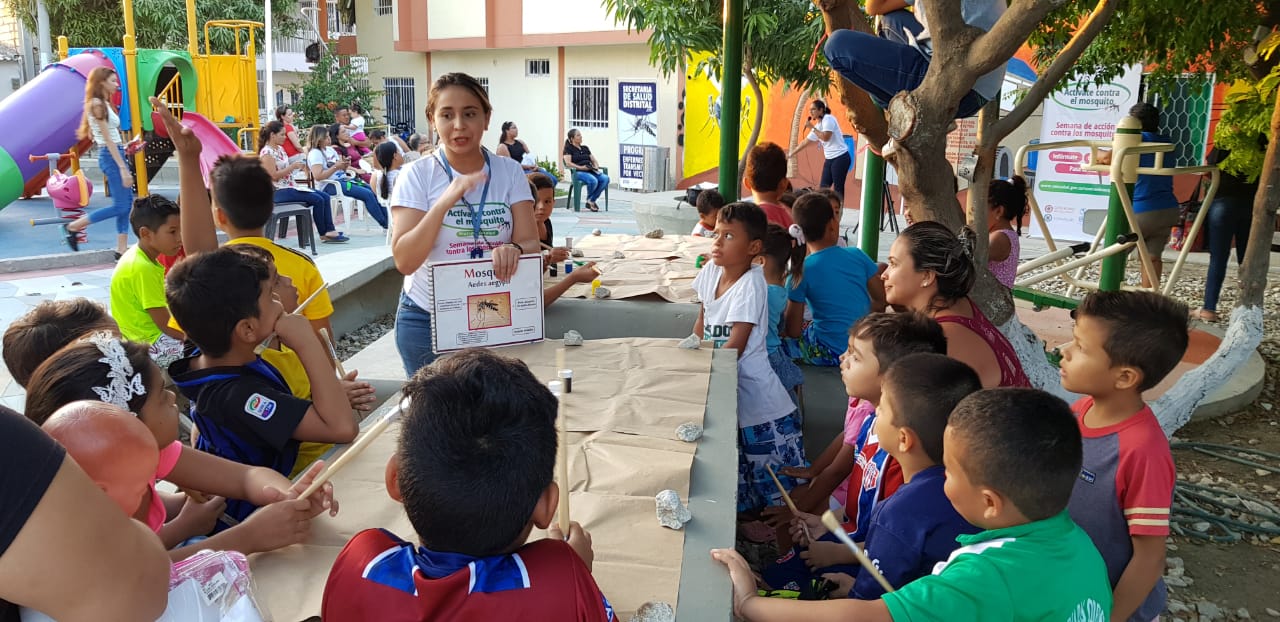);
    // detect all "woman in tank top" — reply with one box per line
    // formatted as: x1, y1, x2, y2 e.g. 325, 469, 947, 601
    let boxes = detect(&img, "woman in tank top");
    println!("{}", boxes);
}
496, 121, 558, 185
882, 221, 1030, 389
63, 67, 134, 258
